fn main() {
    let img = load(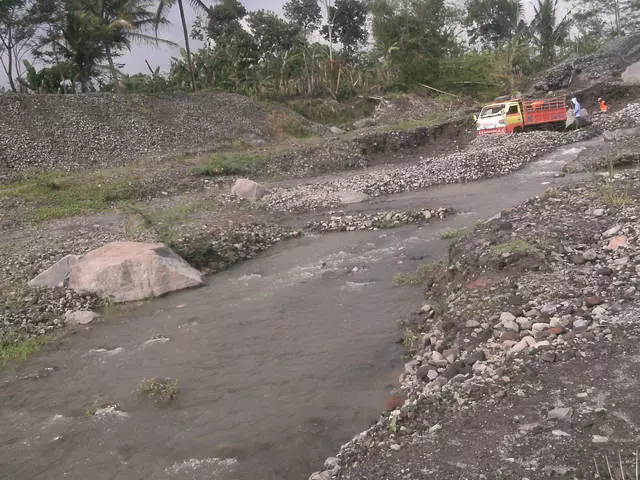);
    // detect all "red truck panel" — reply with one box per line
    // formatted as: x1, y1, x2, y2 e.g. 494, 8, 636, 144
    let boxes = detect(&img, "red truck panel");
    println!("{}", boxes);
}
522, 97, 567, 126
